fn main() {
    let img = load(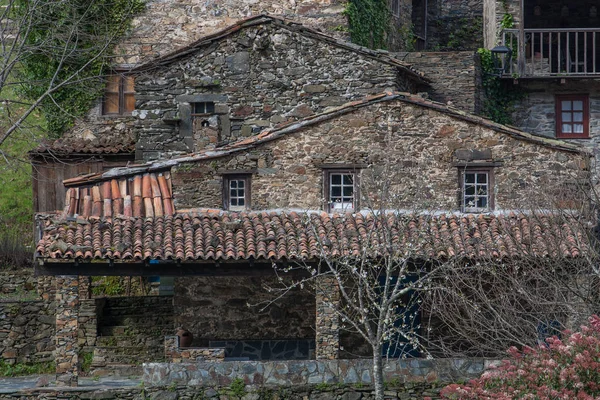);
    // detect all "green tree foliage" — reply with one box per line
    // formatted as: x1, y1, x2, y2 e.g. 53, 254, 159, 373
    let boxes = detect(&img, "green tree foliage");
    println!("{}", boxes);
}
15, 0, 144, 137
345, 0, 389, 50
